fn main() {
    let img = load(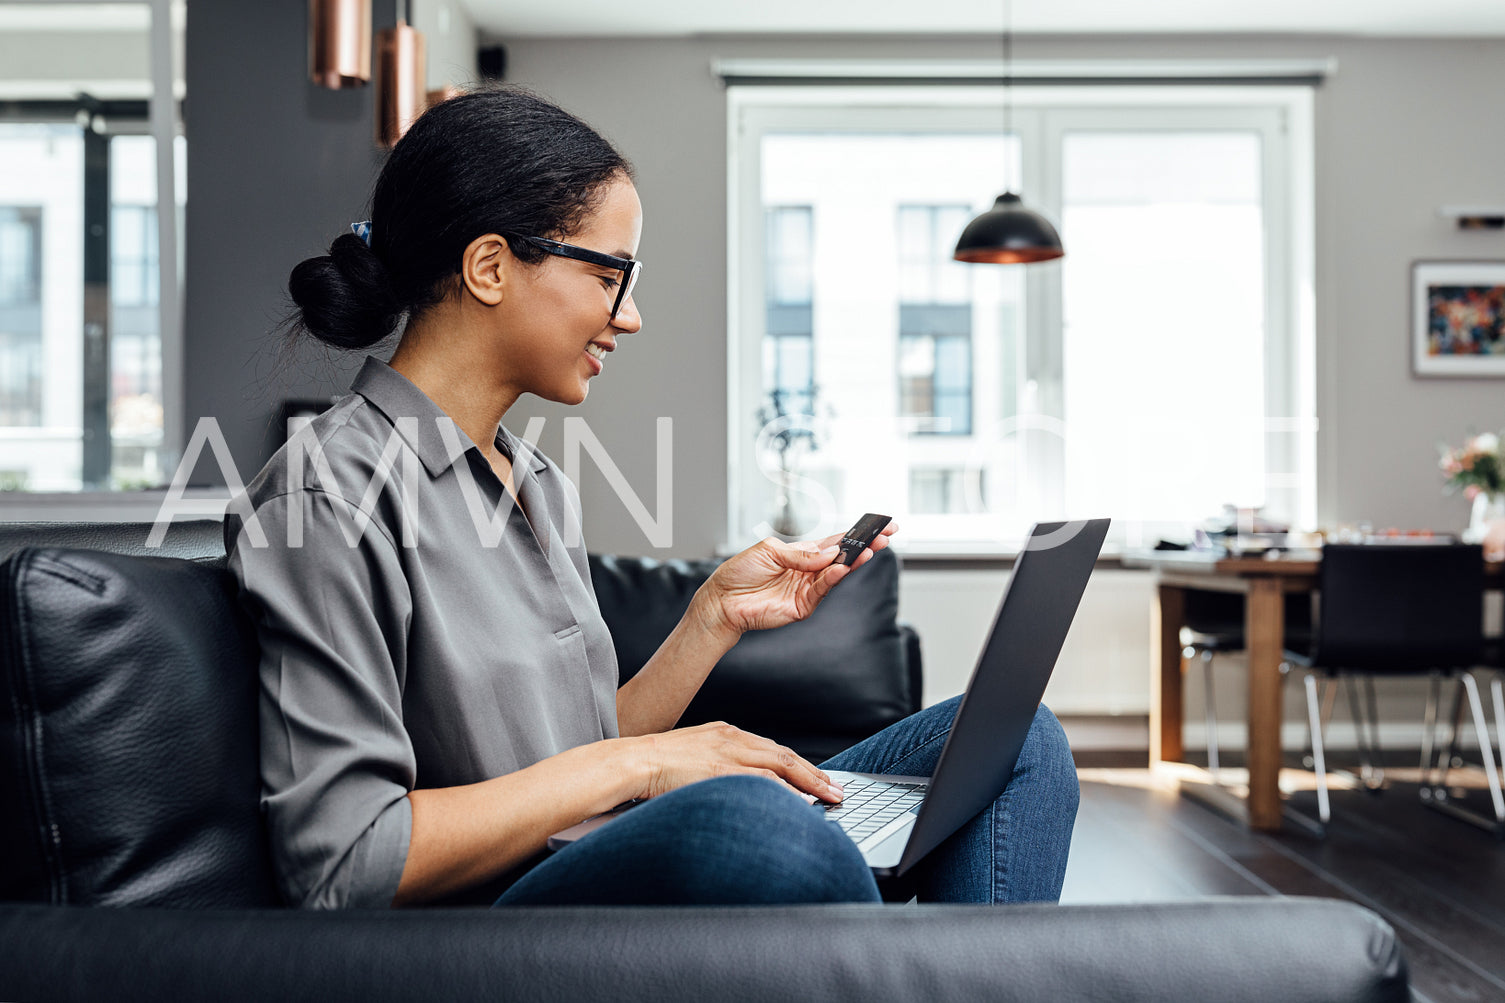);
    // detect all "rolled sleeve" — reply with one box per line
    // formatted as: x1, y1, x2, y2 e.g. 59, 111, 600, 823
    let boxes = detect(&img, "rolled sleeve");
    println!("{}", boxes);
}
228, 490, 416, 909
